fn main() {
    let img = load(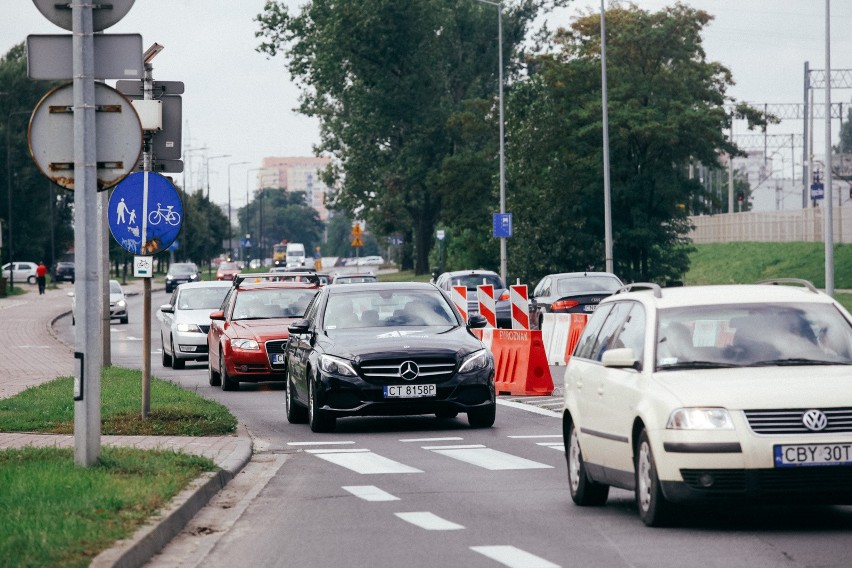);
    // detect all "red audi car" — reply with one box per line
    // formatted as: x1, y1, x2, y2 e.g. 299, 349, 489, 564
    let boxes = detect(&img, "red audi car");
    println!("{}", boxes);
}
207, 273, 320, 391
